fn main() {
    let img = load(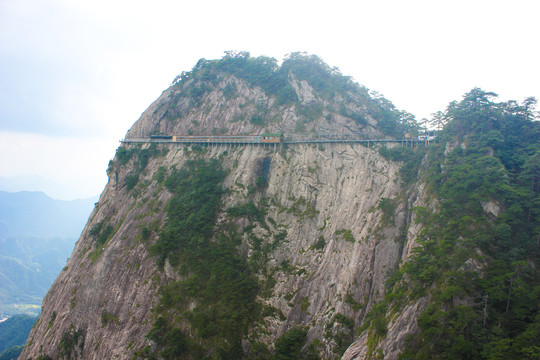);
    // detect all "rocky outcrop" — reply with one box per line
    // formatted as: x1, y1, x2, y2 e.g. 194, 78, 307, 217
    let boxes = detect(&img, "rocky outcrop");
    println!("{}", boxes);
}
125, 75, 382, 140
21, 58, 425, 360
342, 179, 434, 360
